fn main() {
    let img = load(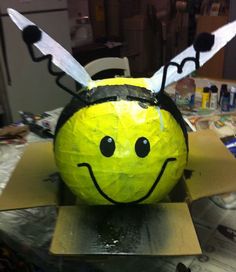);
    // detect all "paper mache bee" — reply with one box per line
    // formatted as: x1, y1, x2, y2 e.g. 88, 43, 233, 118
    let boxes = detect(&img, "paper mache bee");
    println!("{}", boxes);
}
8, 8, 236, 205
